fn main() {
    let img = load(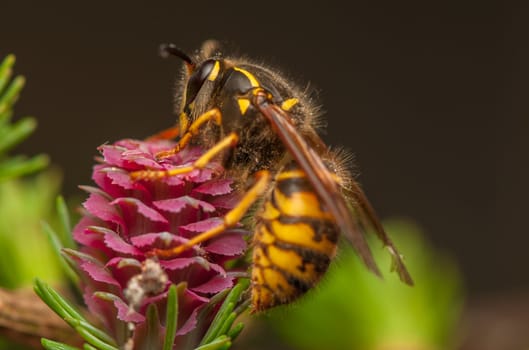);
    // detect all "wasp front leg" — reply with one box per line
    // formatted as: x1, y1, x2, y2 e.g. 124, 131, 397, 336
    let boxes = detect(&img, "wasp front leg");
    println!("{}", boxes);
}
149, 170, 271, 258
131, 131, 238, 181
155, 108, 222, 159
